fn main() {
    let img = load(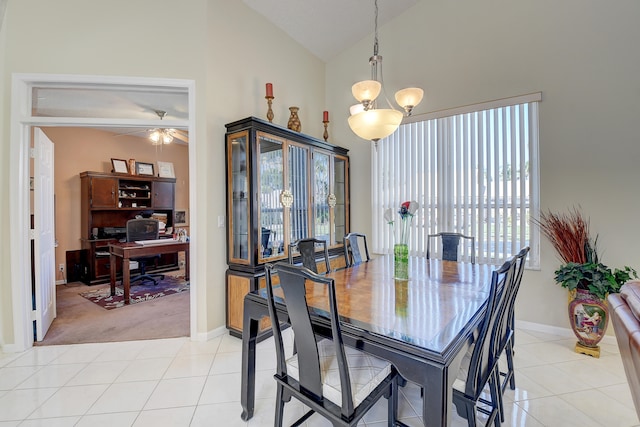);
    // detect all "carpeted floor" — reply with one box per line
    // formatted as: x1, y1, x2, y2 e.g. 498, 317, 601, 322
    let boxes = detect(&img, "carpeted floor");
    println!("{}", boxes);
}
36, 273, 190, 346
